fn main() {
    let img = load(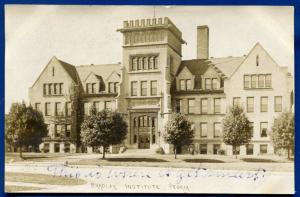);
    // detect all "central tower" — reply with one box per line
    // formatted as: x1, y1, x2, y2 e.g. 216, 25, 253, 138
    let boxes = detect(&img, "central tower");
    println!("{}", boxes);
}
117, 17, 185, 152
